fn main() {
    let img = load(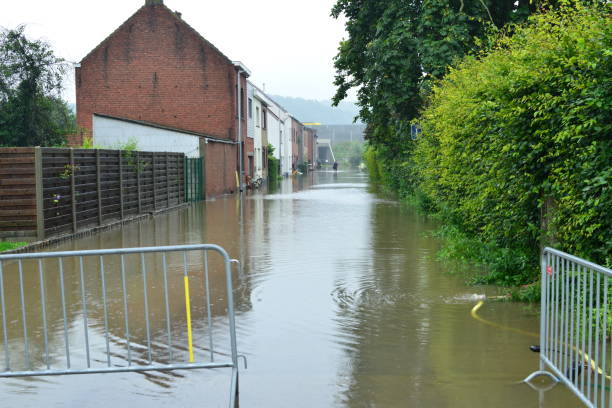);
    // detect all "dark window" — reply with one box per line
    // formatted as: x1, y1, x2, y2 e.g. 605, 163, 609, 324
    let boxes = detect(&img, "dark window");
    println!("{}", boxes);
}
248, 98, 253, 118
262, 109, 267, 130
